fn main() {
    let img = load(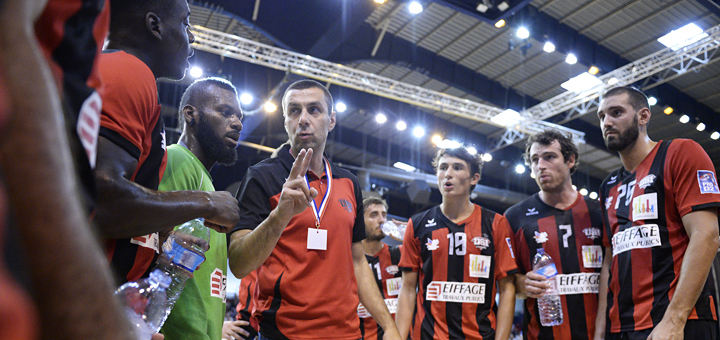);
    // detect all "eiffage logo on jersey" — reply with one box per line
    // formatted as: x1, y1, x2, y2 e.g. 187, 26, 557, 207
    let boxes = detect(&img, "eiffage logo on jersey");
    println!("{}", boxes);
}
612, 224, 661, 256
426, 281, 485, 304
